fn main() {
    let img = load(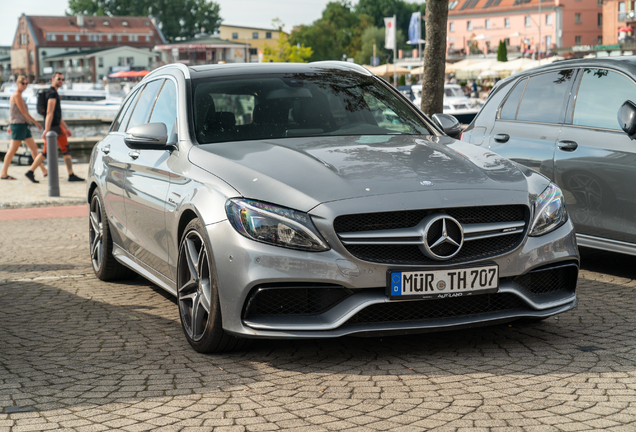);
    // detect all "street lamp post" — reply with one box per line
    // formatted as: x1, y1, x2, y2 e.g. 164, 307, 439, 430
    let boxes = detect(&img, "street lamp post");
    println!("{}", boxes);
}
538, 0, 542, 64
